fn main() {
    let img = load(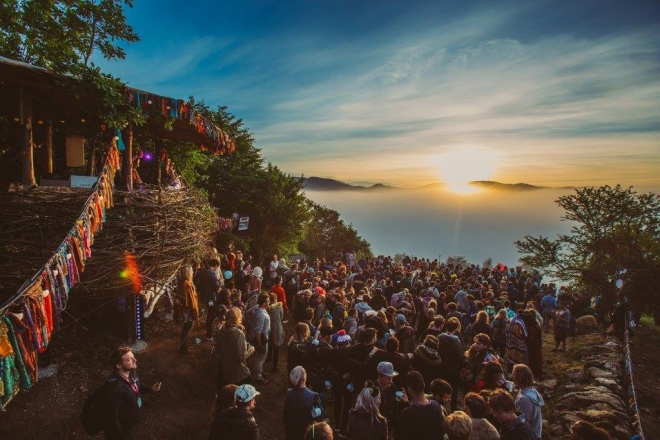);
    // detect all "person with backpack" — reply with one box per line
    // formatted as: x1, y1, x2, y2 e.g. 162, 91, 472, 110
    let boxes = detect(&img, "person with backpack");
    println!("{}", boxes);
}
88, 347, 161, 439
